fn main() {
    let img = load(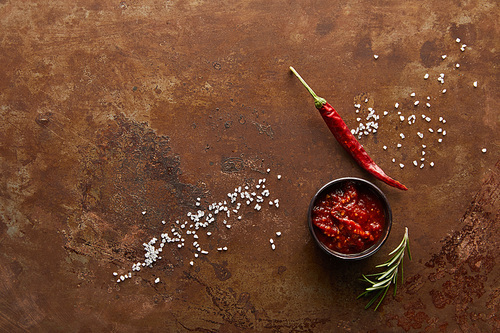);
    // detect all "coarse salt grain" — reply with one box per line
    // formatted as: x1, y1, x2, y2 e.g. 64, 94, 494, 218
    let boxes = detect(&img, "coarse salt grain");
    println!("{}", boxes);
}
455, 63, 460, 68
473, 81, 478, 88
456, 37, 461, 43
424, 73, 429, 79
399, 163, 404, 169
482, 148, 487, 153
441, 55, 447, 59
373, 54, 379, 59
155, 277, 160, 283
430, 162, 434, 167
395, 103, 399, 109
276, 232, 281, 237
442, 89, 447, 94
